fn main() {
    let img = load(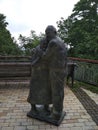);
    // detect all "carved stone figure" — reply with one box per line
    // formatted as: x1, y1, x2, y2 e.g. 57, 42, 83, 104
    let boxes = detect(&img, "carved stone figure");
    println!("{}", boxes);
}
42, 25, 67, 120
27, 43, 51, 115
27, 25, 67, 126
